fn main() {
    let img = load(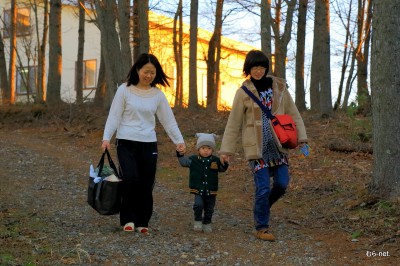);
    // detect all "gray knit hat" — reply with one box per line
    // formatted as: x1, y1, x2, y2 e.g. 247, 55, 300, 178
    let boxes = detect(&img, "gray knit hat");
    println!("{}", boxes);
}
196, 133, 216, 150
